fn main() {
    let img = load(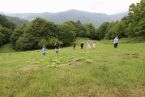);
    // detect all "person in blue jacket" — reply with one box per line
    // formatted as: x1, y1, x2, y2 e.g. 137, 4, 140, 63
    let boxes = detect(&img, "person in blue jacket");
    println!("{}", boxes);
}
42, 45, 47, 56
